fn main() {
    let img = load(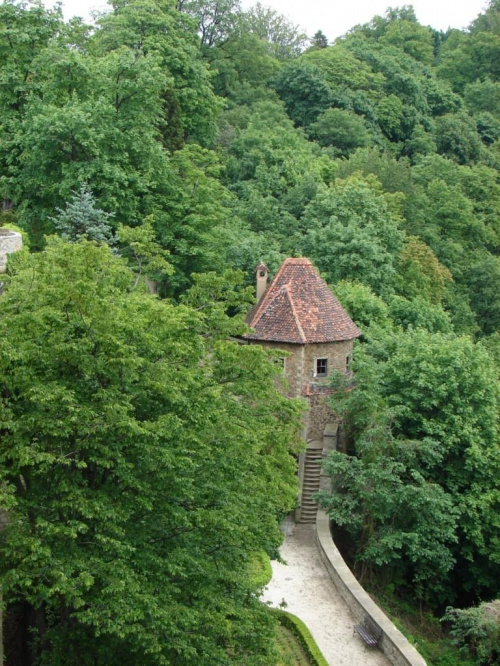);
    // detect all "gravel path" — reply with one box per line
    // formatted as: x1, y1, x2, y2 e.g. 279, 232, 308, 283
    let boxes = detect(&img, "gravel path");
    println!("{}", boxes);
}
262, 522, 391, 666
